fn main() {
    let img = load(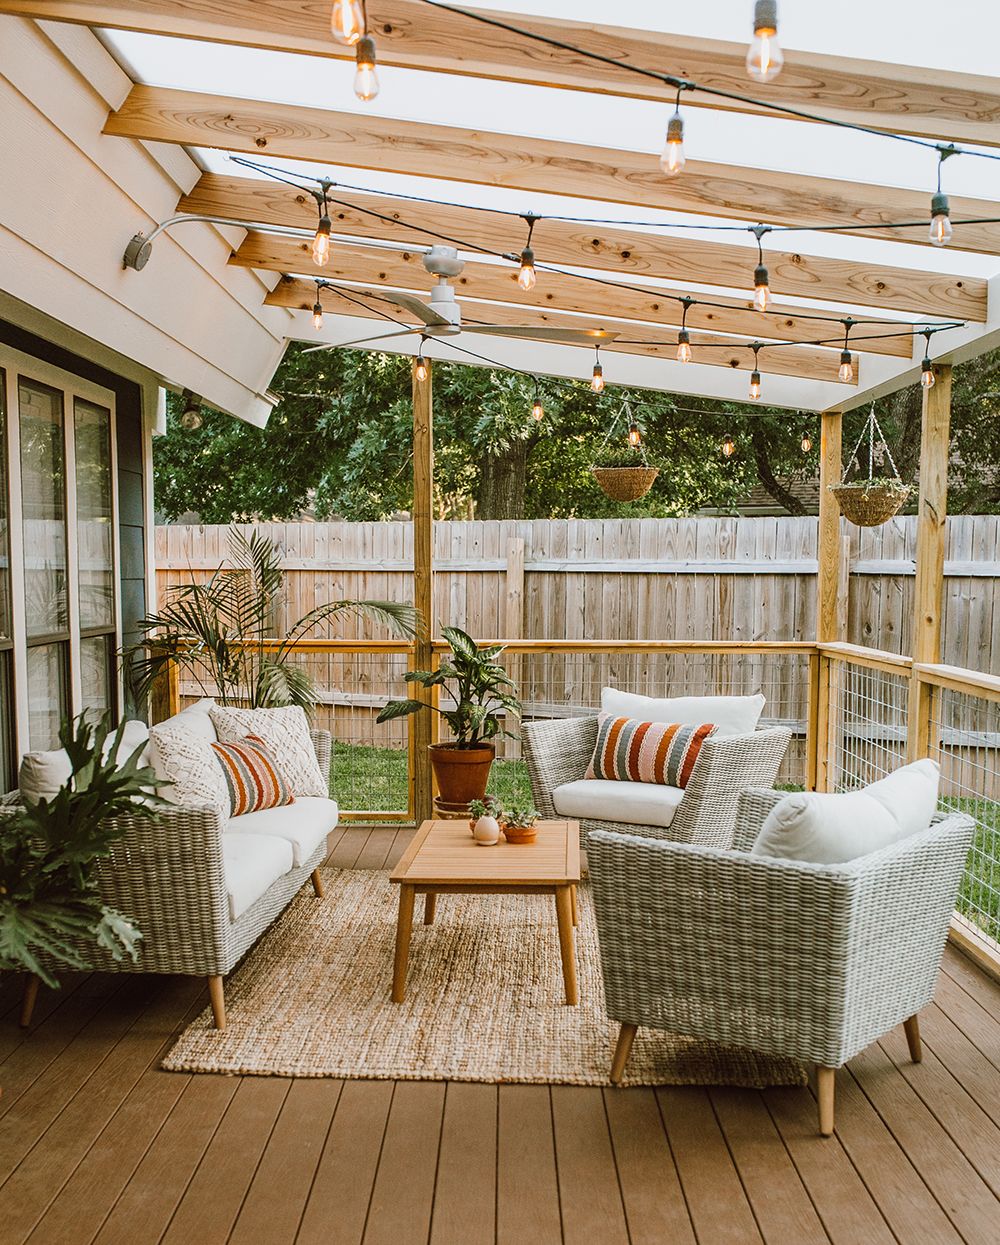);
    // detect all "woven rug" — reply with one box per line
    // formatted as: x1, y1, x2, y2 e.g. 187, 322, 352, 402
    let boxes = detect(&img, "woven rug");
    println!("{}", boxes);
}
163, 867, 806, 1087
